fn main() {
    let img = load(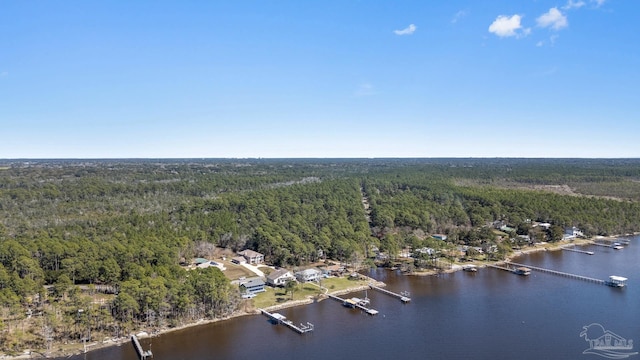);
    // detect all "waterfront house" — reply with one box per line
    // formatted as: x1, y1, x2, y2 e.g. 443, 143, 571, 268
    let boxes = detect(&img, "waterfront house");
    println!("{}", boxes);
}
266, 269, 296, 287
563, 227, 584, 240
238, 249, 264, 265
239, 277, 266, 294
295, 268, 322, 283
